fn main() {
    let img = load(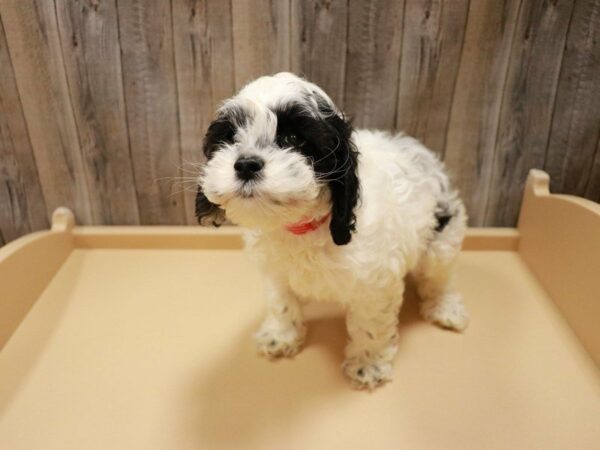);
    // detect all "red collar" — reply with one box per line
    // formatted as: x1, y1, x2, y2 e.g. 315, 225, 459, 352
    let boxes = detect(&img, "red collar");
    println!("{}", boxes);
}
285, 213, 330, 235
